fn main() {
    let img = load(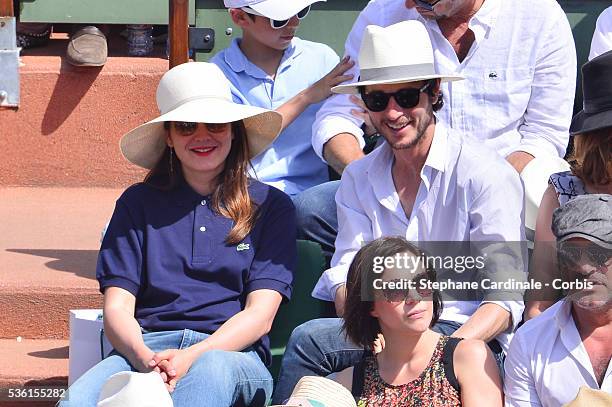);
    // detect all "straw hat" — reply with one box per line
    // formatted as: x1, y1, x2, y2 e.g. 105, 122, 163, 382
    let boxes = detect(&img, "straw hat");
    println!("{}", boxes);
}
97, 371, 173, 407
563, 386, 612, 407
332, 20, 463, 94
120, 62, 282, 169
224, 0, 325, 20
270, 376, 357, 407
